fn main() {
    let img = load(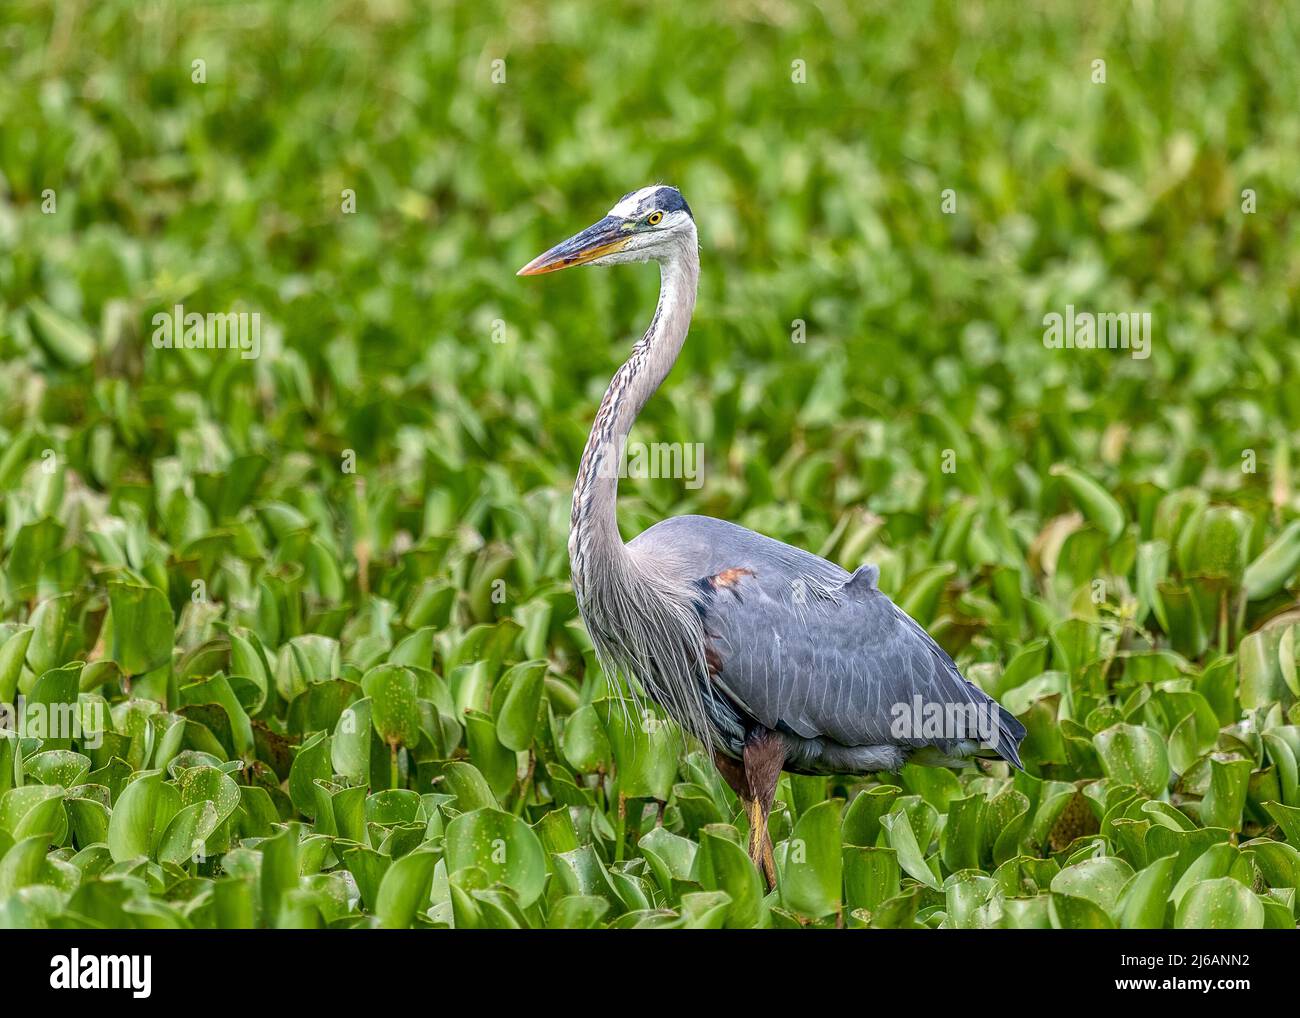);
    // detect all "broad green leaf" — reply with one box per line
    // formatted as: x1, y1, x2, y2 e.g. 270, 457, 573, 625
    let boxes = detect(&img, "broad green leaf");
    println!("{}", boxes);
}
693, 826, 765, 929
1175, 877, 1264, 929
444, 807, 547, 908
1093, 723, 1169, 797
375, 847, 439, 928
776, 799, 842, 918
595, 698, 678, 802
492, 660, 546, 752
880, 810, 940, 889
1117, 854, 1177, 929
107, 582, 174, 677
1050, 856, 1132, 919
361, 664, 422, 749
107, 771, 182, 862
